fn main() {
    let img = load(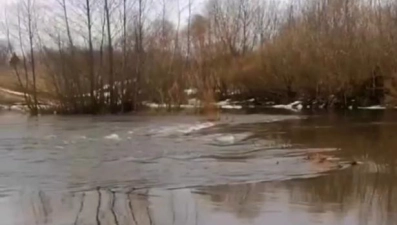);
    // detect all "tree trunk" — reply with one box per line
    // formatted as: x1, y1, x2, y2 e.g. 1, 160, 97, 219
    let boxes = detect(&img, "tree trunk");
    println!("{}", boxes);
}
85, 0, 96, 113
27, 0, 38, 114
104, 0, 115, 112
